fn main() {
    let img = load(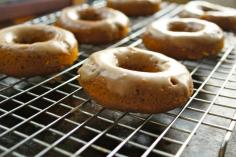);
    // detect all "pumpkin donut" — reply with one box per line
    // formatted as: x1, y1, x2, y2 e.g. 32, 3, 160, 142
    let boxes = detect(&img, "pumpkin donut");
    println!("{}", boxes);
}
56, 5, 129, 44
78, 47, 193, 113
0, 24, 78, 77
143, 18, 224, 60
180, 1, 236, 31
